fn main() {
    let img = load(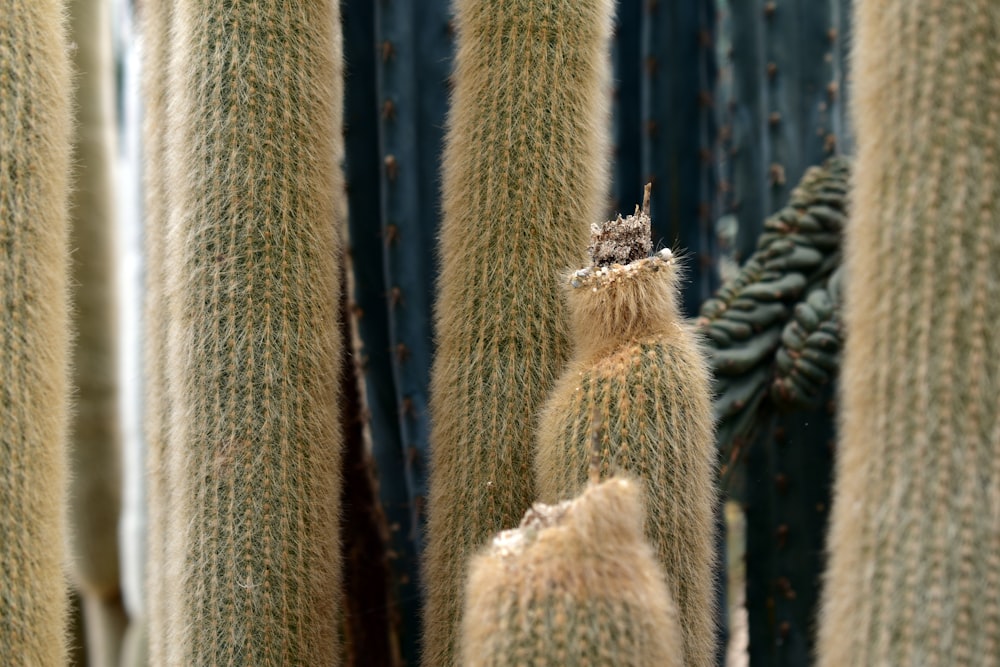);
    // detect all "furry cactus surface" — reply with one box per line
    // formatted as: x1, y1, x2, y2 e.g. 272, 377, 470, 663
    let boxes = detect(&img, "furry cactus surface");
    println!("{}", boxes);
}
536, 201, 717, 667
423, 1, 613, 664
0, 0, 72, 663
67, 0, 128, 663
462, 477, 683, 667
818, 2, 1000, 665
163, 0, 344, 662
139, 0, 173, 662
